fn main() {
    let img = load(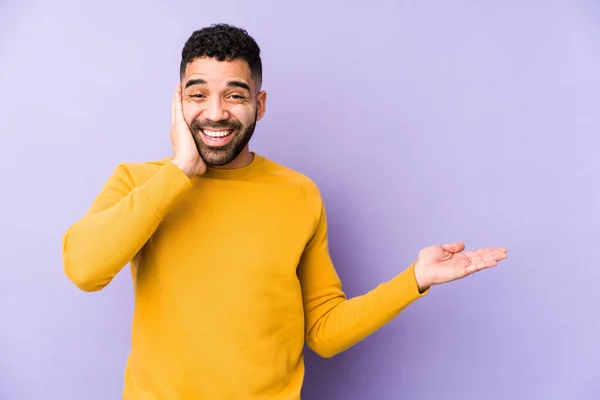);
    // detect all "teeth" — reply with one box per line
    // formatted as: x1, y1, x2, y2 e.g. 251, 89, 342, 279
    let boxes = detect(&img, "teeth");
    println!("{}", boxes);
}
203, 130, 231, 138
